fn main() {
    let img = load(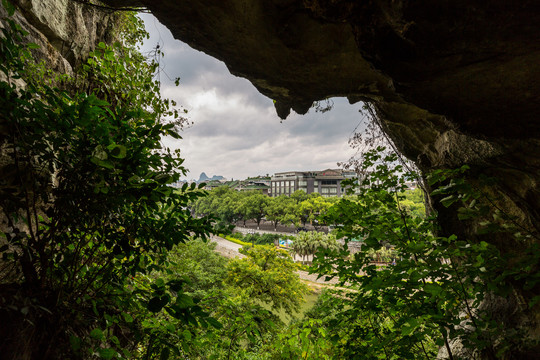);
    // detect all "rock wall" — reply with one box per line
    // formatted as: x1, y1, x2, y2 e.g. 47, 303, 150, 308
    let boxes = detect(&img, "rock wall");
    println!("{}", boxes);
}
2, 0, 118, 74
